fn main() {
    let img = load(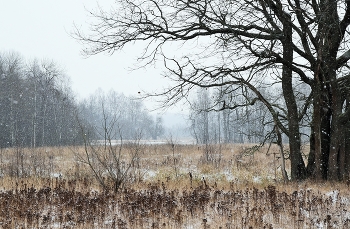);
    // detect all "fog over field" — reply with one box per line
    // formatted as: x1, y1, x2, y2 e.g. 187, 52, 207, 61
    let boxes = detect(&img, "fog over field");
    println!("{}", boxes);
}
2, 0, 350, 227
